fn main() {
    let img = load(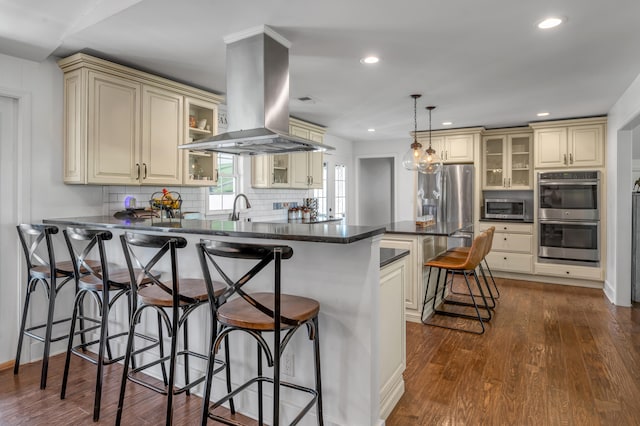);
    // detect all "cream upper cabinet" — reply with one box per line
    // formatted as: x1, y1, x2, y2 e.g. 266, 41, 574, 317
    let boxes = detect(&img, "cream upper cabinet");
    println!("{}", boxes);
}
251, 118, 325, 189
482, 129, 532, 189
532, 117, 606, 169
183, 98, 218, 186
415, 128, 481, 164
86, 71, 141, 185
58, 53, 222, 185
